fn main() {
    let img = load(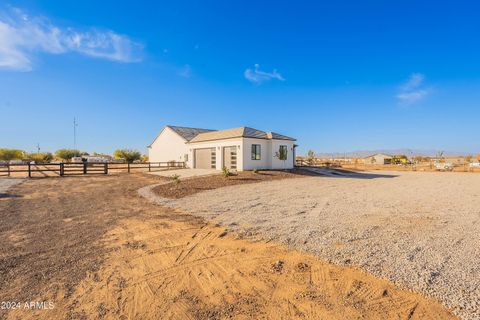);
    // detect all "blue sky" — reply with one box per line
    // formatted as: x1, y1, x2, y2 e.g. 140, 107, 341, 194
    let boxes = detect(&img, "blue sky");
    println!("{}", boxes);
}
1, 1, 479, 155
